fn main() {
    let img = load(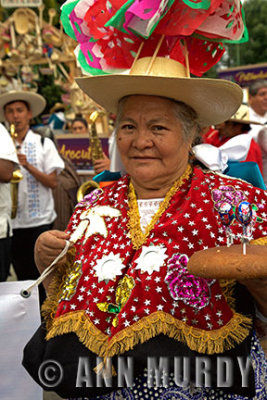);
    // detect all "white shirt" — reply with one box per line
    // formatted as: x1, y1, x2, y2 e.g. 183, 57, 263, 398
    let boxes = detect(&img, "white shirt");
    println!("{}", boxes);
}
0, 124, 18, 239
248, 107, 267, 186
257, 126, 267, 187
12, 130, 64, 229
248, 107, 267, 142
